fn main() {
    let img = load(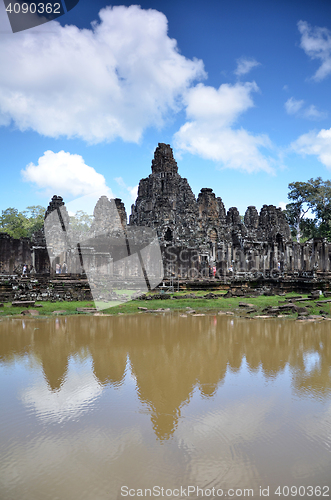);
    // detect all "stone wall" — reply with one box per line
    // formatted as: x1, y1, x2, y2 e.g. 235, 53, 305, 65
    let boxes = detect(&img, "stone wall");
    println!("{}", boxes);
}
0, 233, 32, 274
